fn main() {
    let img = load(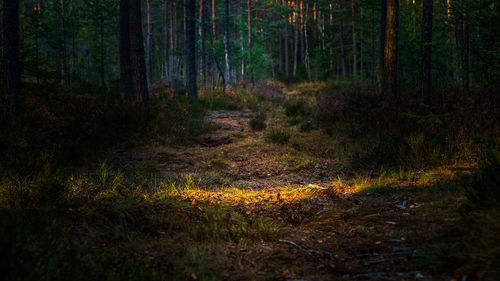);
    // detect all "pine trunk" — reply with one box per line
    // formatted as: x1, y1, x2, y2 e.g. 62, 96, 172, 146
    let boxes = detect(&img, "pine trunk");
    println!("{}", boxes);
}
120, 0, 133, 99
420, 0, 433, 105
186, 0, 198, 98
382, 0, 398, 101
224, 0, 231, 86
146, 0, 153, 94
2, 0, 20, 116
128, 0, 149, 107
